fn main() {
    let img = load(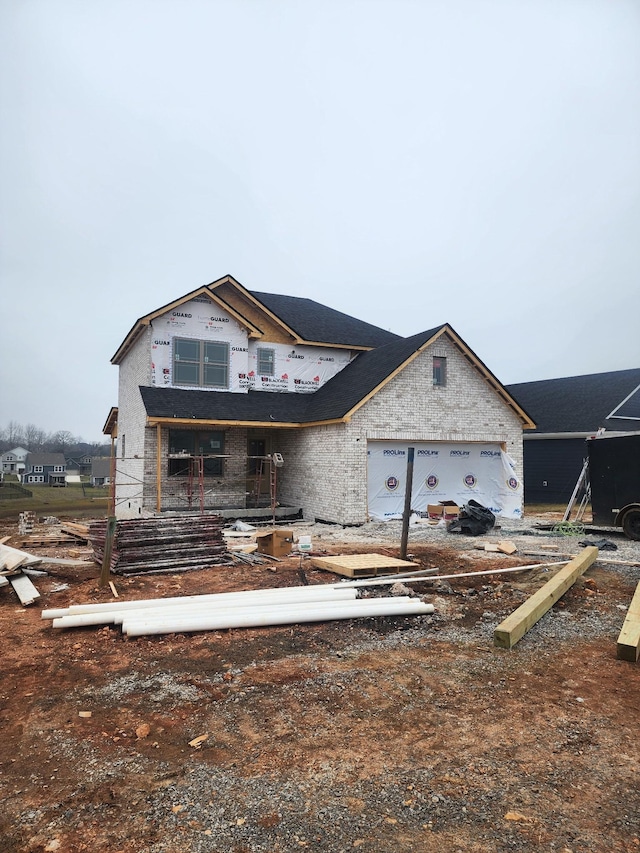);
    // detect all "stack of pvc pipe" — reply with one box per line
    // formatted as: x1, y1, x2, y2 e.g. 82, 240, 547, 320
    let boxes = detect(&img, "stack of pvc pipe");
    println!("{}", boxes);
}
42, 584, 434, 638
